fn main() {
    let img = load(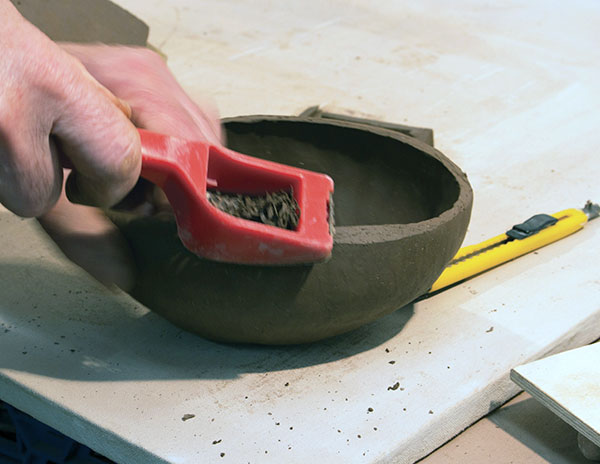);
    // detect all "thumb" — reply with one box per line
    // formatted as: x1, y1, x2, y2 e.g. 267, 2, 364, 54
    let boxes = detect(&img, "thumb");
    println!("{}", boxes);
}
52, 60, 141, 208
